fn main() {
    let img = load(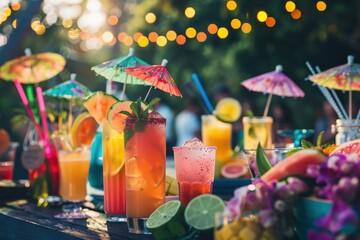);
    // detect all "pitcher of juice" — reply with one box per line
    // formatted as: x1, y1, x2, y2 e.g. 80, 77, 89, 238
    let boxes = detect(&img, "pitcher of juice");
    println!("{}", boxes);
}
124, 111, 166, 234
